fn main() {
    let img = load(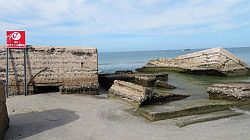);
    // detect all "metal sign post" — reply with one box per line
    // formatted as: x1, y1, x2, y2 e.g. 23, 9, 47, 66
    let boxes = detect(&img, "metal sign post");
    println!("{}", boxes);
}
24, 48, 27, 96
6, 30, 27, 97
6, 48, 9, 98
